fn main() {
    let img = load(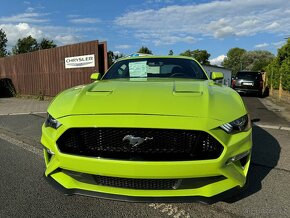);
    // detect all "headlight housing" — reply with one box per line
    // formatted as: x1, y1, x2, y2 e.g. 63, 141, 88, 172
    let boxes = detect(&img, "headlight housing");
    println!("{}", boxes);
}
220, 114, 250, 134
45, 113, 62, 129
